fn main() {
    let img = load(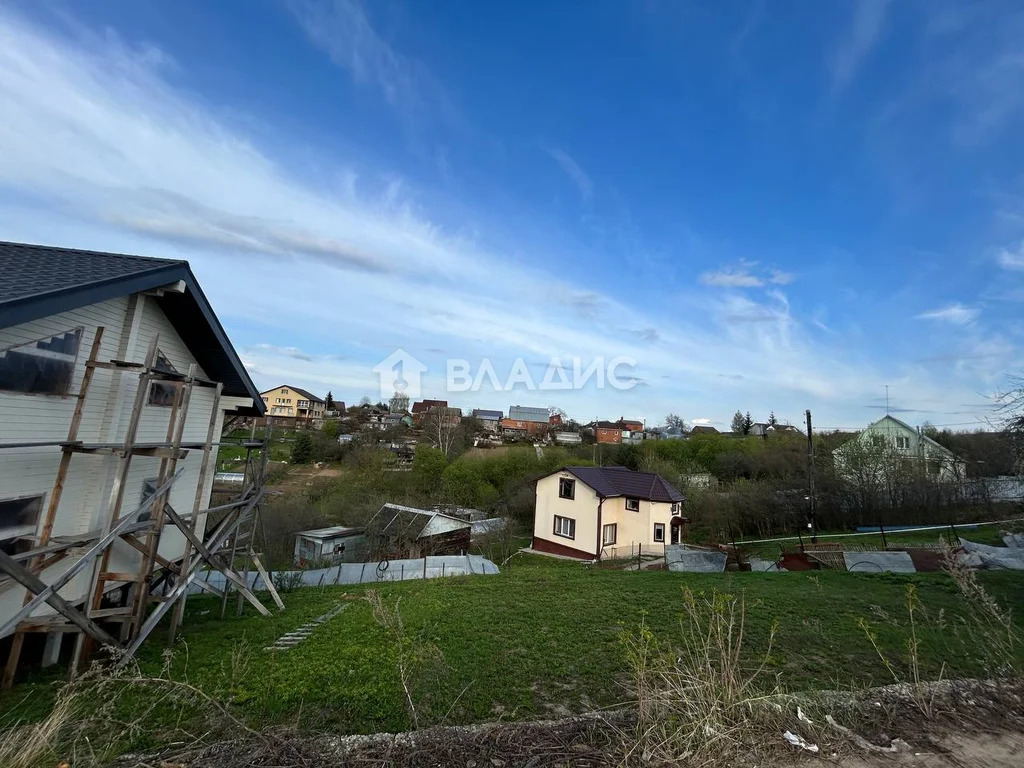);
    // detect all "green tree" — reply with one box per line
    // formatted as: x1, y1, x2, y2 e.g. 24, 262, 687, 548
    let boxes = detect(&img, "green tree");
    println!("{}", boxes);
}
321, 419, 340, 440
767, 411, 778, 427
731, 410, 745, 434
325, 391, 335, 410
743, 412, 754, 435
412, 444, 449, 495
291, 431, 313, 464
